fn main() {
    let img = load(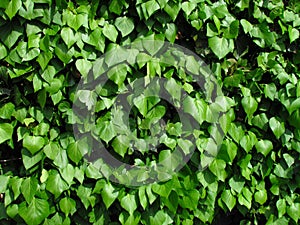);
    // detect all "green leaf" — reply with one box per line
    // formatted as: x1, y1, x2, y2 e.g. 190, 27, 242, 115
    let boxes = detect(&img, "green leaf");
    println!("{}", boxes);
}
115, 17, 134, 37
19, 198, 50, 225
77, 90, 97, 110
269, 117, 285, 139
0, 103, 15, 120
95, 120, 116, 144
255, 139, 273, 157
138, 186, 148, 210
5, 0, 22, 20
165, 23, 177, 43
183, 96, 207, 125
112, 135, 129, 157
103, 24, 118, 42
45, 170, 69, 198
208, 36, 234, 59
60, 164, 75, 185
288, 26, 299, 43
0, 45, 7, 60
252, 113, 268, 130
240, 19, 252, 34
229, 176, 245, 194
23, 136, 45, 155
164, 1, 180, 21
0, 123, 13, 144
141, 0, 160, 19
228, 123, 245, 143
240, 131, 257, 153
67, 138, 88, 164
221, 189, 236, 211
59, 197, 76, 216
120, 194, 137, 215
150, 210, 173, 225
0, 175, 9, 193
21, 177, 38, 203
224, 20, 239, 39
182, 2, 197, 15
54, 44, 74, 64
179, 189, 200, 210
67, 14, 86, 31
276, 199, 286, 218
287, 203, 300, 223
61, 27, 76, 48
101, 183, 119, 209
22, 149, 44, 170
238, 187, 252, 210
264, 83, 277, 100
241, 95, 258, 118
254, 189, 267, 205
209, 159, 227, 181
